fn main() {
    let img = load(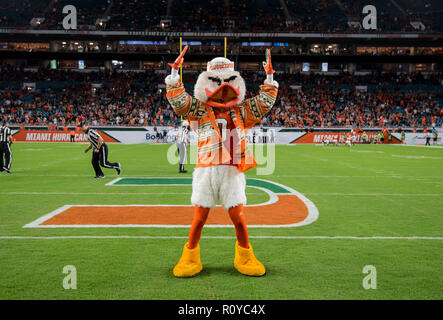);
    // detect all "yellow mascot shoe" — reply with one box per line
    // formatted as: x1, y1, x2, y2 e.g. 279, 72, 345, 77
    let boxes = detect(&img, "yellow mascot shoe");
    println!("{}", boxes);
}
234, 241, 266, 277
173, 242, 203, 278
